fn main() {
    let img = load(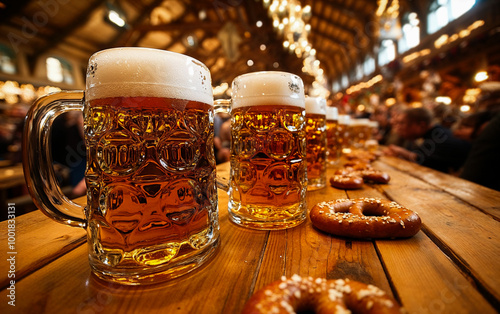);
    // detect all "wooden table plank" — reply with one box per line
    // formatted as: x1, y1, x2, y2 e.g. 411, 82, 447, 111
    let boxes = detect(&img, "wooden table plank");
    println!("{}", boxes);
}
379, 156, 500, 220
327, 168, 497, 312
378, 234, 497, 314
0, 188, 269, 314
2, 160, 499, 313
373, 160, 500, 307
0, 164, 24, 190
0, 208, 86, 289
253, 172, 397, 298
